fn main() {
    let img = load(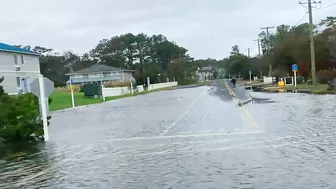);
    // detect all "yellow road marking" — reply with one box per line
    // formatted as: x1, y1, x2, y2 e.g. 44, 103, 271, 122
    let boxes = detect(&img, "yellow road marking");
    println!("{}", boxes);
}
224, 81, 259, 131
